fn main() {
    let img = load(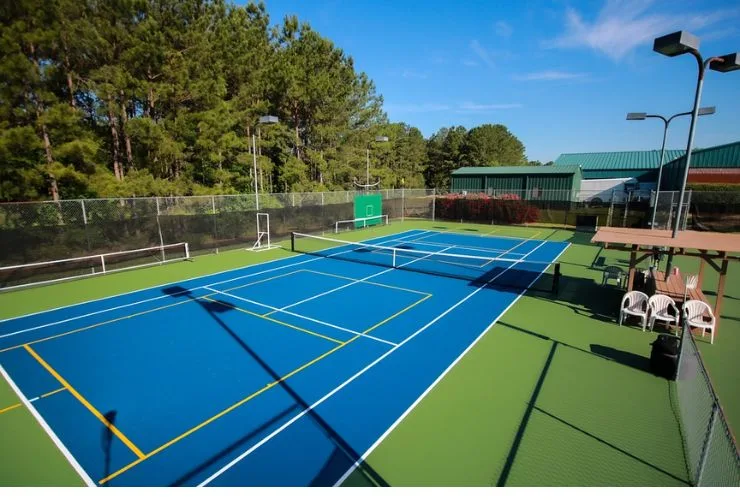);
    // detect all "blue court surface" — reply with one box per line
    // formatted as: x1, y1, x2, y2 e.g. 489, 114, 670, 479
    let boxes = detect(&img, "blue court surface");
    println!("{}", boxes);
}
0, 229, 569, 486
